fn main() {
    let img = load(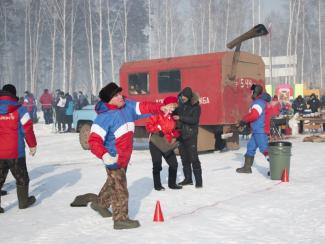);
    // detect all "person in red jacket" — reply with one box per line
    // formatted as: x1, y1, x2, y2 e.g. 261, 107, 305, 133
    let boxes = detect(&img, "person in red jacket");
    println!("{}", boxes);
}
0, 84, 37, 213
39, 88, 53, 124
146, 96, 182, 191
